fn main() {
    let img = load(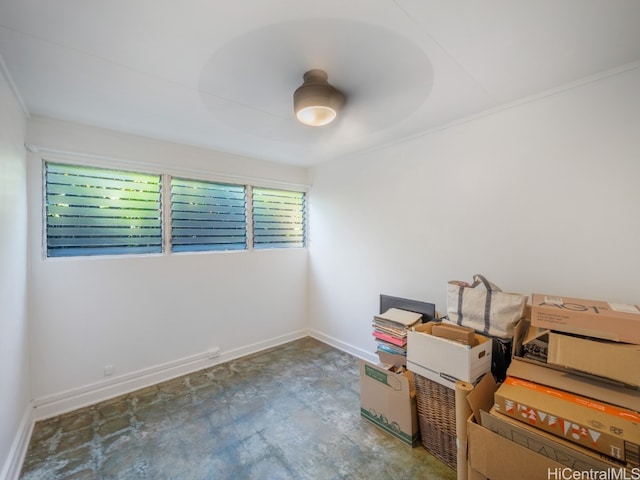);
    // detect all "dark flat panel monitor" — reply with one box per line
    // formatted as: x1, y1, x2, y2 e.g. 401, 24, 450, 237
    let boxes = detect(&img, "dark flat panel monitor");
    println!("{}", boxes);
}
379, 294, 436, 323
